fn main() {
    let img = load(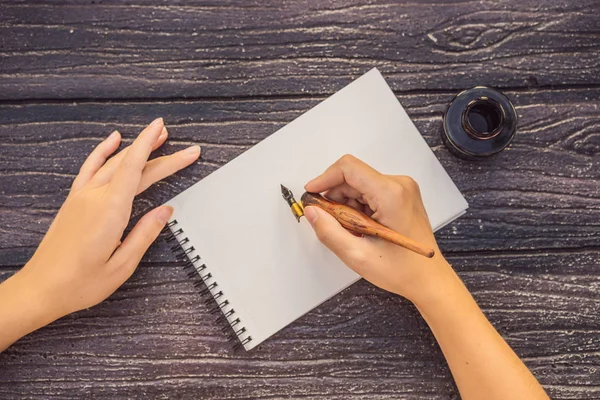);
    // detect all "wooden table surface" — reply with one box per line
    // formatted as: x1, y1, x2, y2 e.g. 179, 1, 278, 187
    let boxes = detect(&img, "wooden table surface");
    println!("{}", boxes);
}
1, 1, 599, 398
